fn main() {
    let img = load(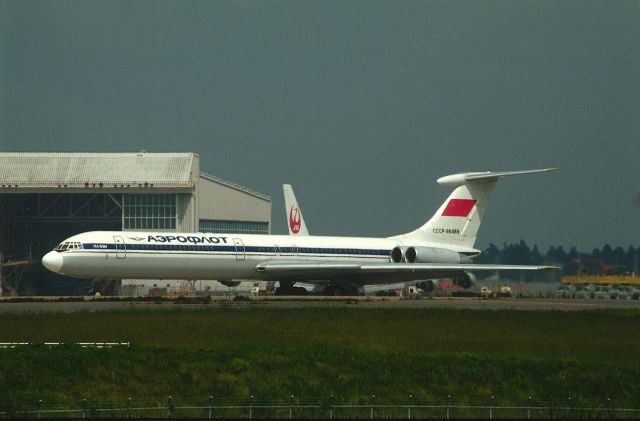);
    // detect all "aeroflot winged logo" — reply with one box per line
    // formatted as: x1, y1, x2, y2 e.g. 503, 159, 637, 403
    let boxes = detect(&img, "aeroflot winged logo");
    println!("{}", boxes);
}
442, 199, 477, 217
289, 205, 301, 234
